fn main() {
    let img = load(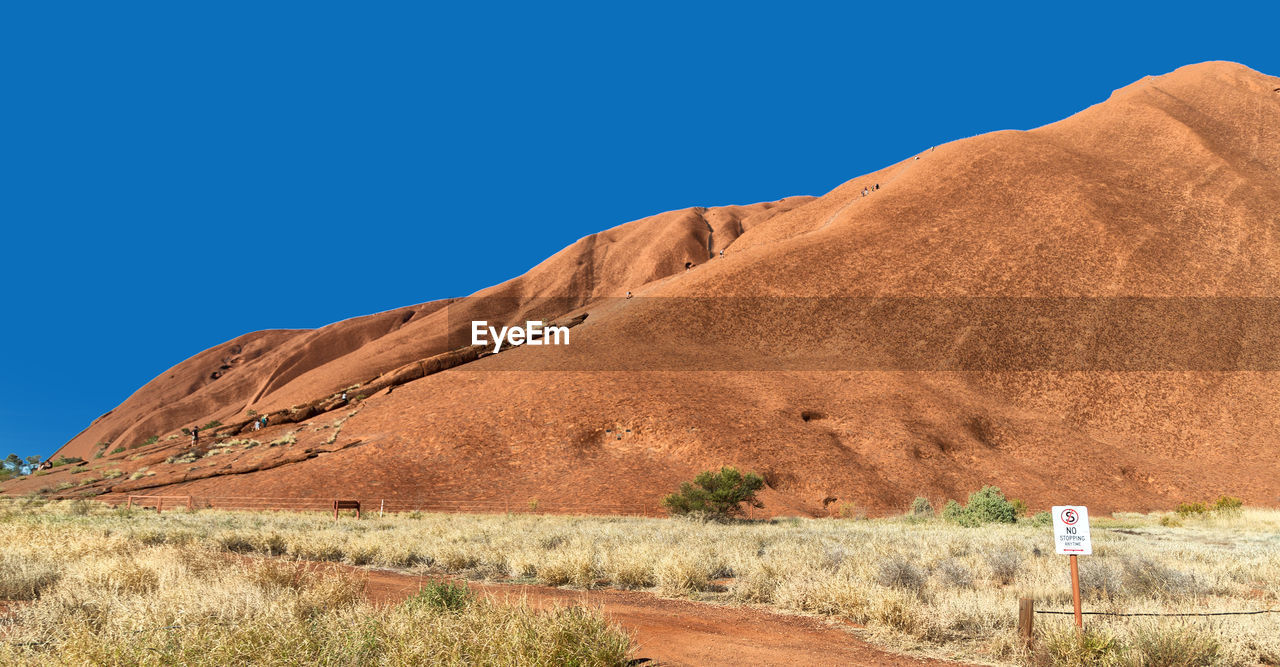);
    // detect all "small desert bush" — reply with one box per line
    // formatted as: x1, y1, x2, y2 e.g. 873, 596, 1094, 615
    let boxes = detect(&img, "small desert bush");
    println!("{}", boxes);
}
270, 431, 297, 447
1039, 624, 1123, 666
909, 496, 934, 517
1118, 556, 1202, 599
942, 486, 1019, 527
1212, 495, 1243, 514
875, 556, 925, 593
1176, 502, 1209, 517
401, 580, 473, 611
835, 501, 864, 519
661, 466, 763, 519
985, 549, 1022, 585
1125, 621, 1222, 666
